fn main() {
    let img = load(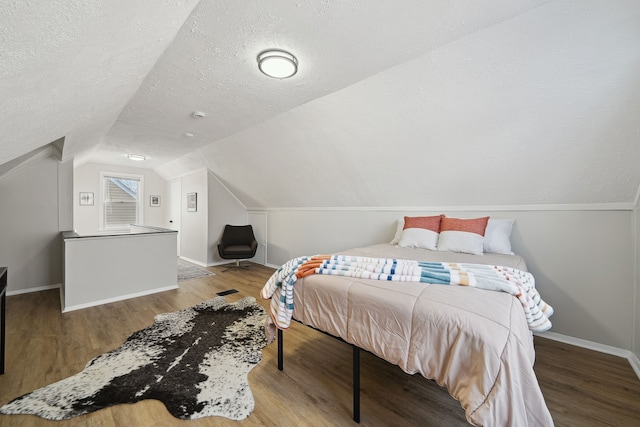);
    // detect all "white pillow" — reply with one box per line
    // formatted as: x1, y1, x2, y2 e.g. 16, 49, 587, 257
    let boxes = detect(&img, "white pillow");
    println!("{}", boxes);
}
483, 218, 515, 255
398, 228, 439, 250
389, 218, 405, 245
